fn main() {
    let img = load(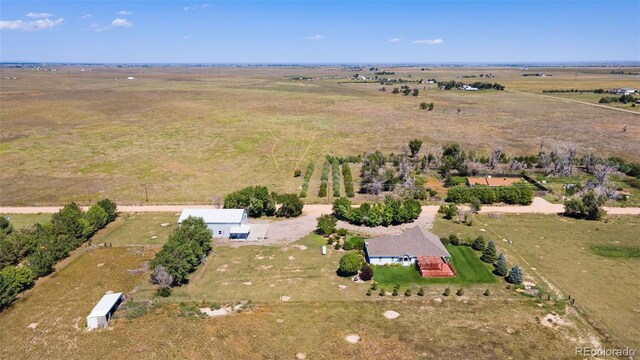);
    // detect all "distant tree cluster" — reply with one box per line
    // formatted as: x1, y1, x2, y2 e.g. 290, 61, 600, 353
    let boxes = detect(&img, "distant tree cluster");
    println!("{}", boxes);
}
419, 102, 434, 110
0, 199, 117, 310
542, 89, 604, 93
437, 80, 505, 90
446, 184, 534, 205
150, 216, 212, 293
332, 196, 421, 227
224, 186, 304, 218
599, 94, 637, 104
